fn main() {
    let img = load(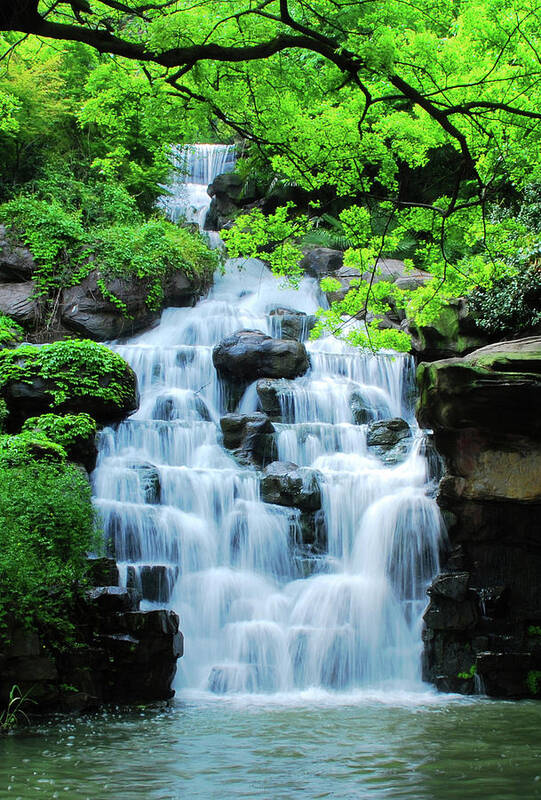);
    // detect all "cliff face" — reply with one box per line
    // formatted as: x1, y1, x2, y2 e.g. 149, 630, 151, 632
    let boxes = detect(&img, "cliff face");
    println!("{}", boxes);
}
417, 337, 541, 697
